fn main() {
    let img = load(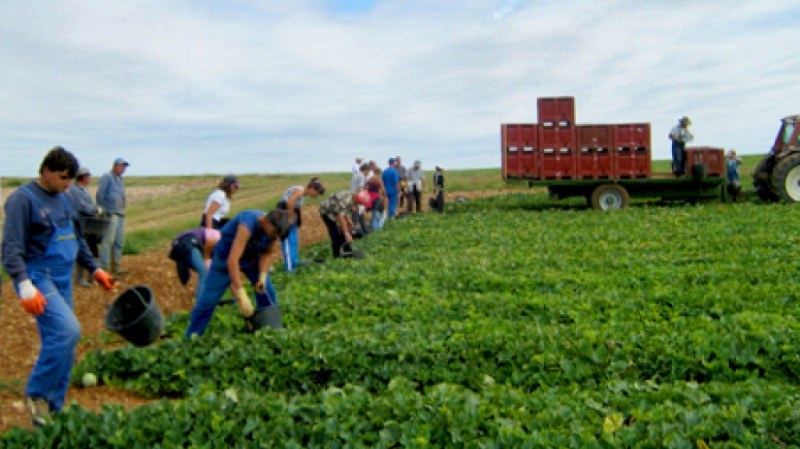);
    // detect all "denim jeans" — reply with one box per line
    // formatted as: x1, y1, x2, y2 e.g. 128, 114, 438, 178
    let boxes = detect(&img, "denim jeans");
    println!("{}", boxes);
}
185, 257, 277, 337
370, 208, 385, 231
189, 246, 208, 302
99, 214, 125, 270
25, 275, 81, 412
671, 141, 686, 176
281, 224, 300, 272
